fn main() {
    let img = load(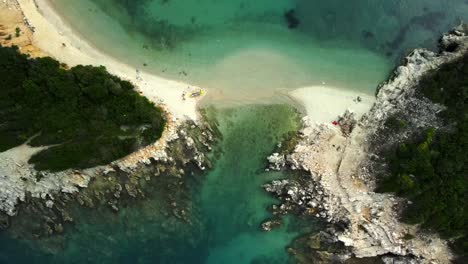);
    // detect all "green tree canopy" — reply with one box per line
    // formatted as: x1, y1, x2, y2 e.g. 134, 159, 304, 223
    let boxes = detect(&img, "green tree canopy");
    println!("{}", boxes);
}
0, 45, 166, 171
378, 53, 467, 255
